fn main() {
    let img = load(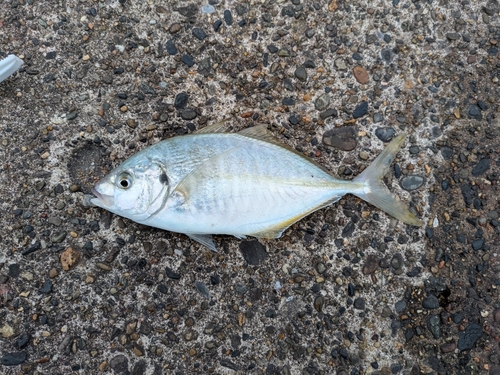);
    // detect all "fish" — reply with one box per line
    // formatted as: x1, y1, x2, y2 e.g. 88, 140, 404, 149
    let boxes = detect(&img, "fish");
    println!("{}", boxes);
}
90, 122, 422, 251
0, 55, 24, 83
